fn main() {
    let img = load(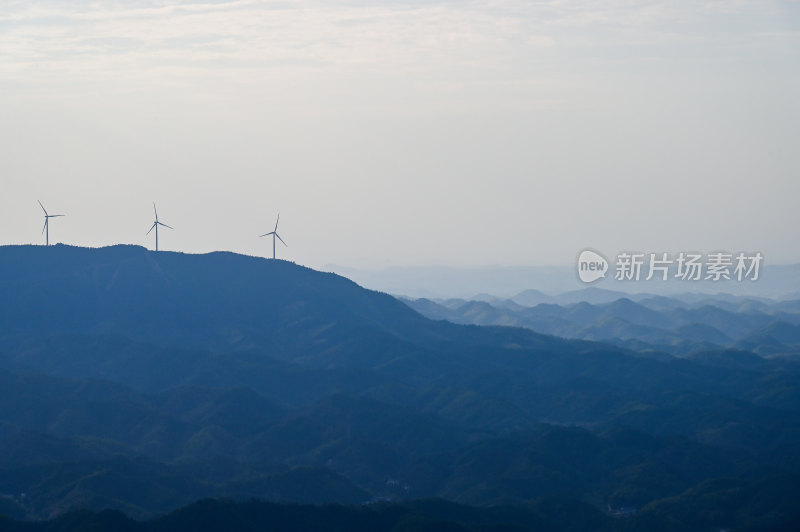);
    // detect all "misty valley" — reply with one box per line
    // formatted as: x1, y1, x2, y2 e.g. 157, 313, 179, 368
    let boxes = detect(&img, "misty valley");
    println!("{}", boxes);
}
1, 245, 799, 531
